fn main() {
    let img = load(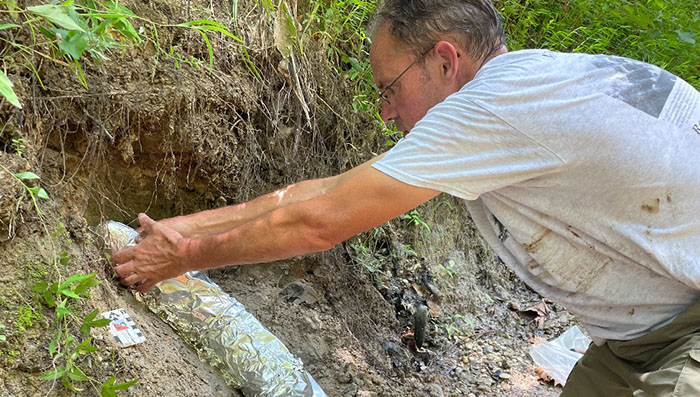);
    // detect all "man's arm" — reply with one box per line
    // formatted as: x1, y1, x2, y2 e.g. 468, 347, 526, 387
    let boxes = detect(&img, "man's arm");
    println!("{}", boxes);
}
156, 153, 387, 237
113, 164, 439, 291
